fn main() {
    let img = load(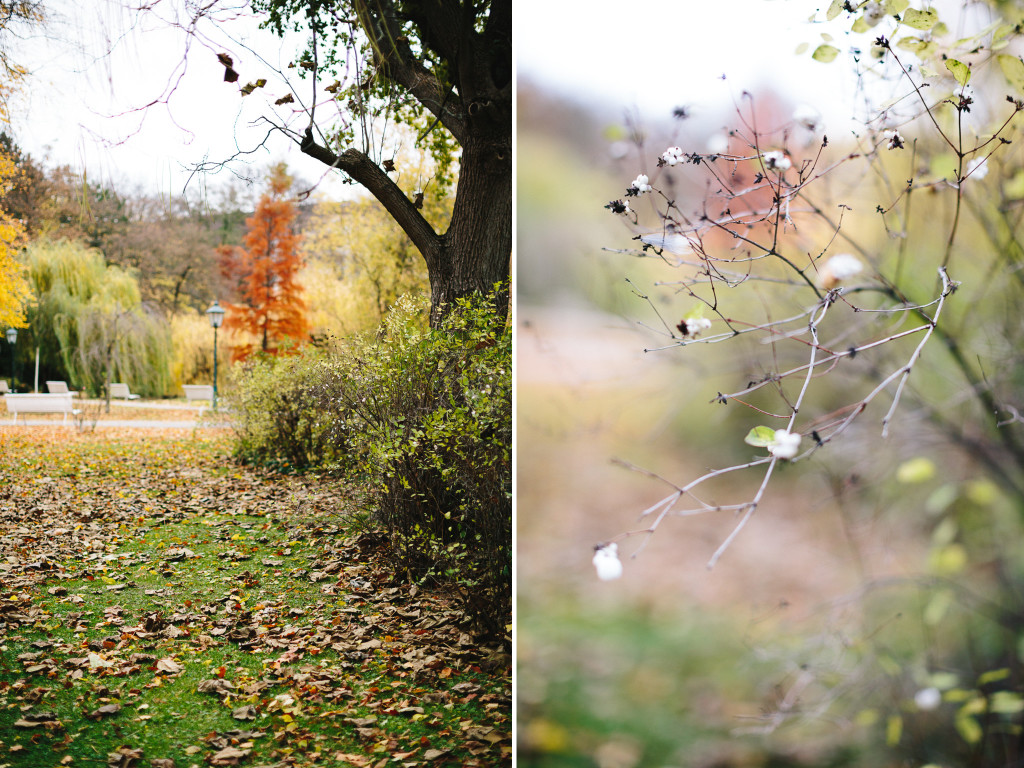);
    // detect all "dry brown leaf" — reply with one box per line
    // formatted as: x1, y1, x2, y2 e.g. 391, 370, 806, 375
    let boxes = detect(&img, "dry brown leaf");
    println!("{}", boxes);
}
209, 745, 251, 766
231, 704, 258, 720
88, 703, 122, 719
106, 746, 143, 768
197, 679, 235, 697
155, 657, 182, 674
